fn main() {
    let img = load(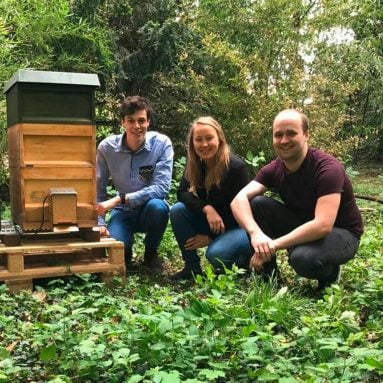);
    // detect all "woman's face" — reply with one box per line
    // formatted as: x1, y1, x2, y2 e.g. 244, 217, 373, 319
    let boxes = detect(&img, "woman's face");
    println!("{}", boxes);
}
192, 123, 220, 164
